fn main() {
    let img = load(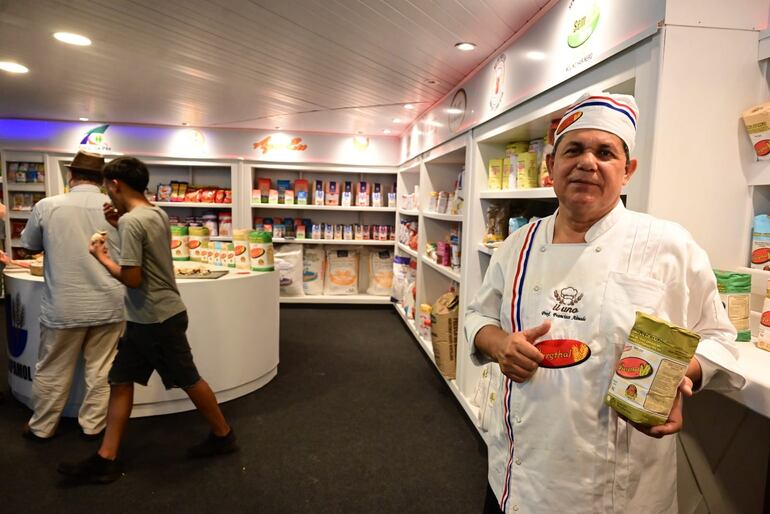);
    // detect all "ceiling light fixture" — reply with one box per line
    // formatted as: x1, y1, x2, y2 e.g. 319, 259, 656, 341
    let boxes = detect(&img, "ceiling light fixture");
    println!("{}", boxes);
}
79, 117, 89, 121
424, 120, 443, 127
525, 51, 547, 61
404, 104, 415, 110
392, 118, 403, 123
445, 107, 463, 115
53, 32, 92, 46
424, 79, 439, 85
0, 62, 29, 74
383, 129, 392, 135
455, 42, 476, 51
